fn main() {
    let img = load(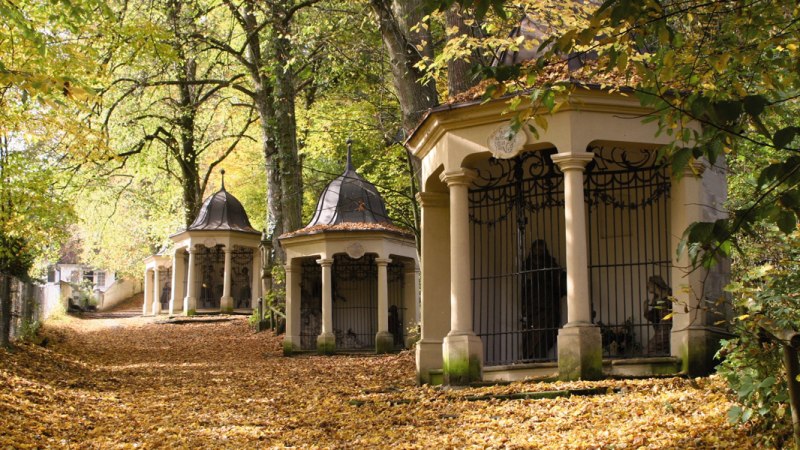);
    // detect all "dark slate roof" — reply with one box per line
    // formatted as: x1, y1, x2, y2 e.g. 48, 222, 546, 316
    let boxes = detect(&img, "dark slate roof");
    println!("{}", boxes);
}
188, 177, 258, 234
306, 144, 392, 227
